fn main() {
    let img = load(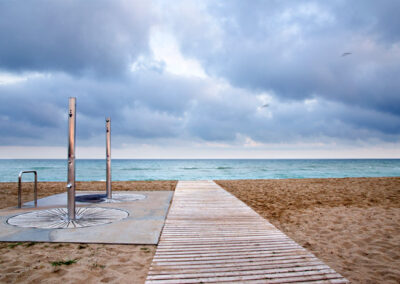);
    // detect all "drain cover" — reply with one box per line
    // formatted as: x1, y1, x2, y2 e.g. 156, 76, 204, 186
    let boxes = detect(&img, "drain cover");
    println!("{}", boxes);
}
75, 193, 146, 203
7, 207, 129, 229
75, 194, 107, 203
